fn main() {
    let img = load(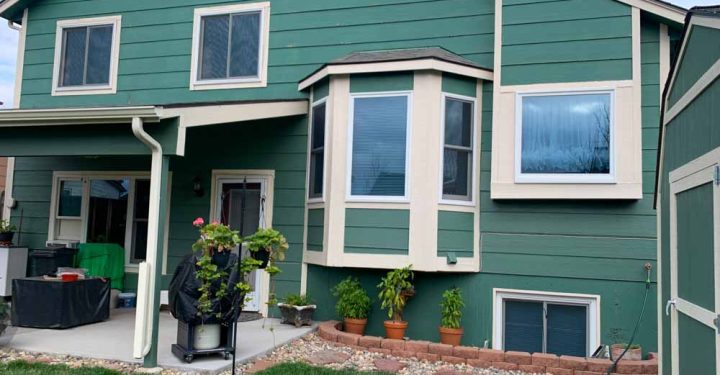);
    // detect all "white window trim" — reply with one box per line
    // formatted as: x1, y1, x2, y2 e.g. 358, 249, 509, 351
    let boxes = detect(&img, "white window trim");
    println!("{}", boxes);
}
493, 288, 601, 357
189, 2, 270, 91
48, 171, 172, 274
307, 96, 328, 203
346, 91, 413, 203
51, 15, 122, 96
514, 89, 616, 184
439, 92, 477, 206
